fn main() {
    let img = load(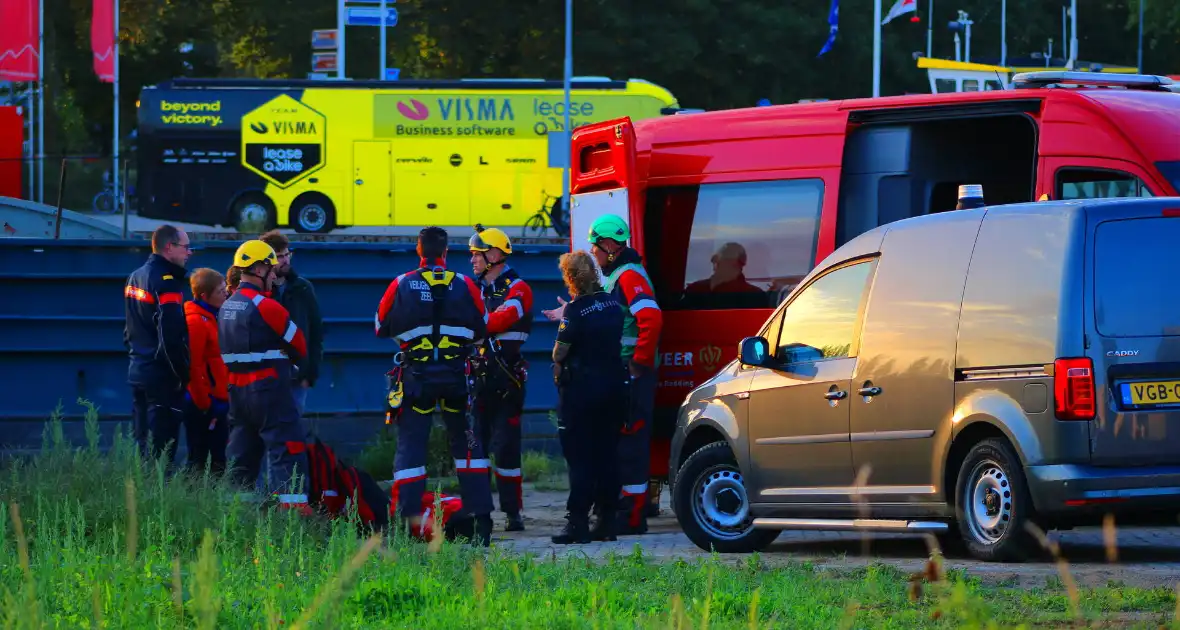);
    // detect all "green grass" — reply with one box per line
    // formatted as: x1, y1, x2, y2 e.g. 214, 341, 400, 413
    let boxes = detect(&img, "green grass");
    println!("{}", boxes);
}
2, 400, 1180, 629
355, 421, 569, 492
